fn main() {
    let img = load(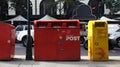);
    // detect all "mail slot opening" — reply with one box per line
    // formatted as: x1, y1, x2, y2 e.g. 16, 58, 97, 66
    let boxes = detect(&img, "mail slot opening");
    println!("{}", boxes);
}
51, 22, 62, 28
37, 22, 48, 28
95, 22, 105, 27
67, 22, 77, 28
